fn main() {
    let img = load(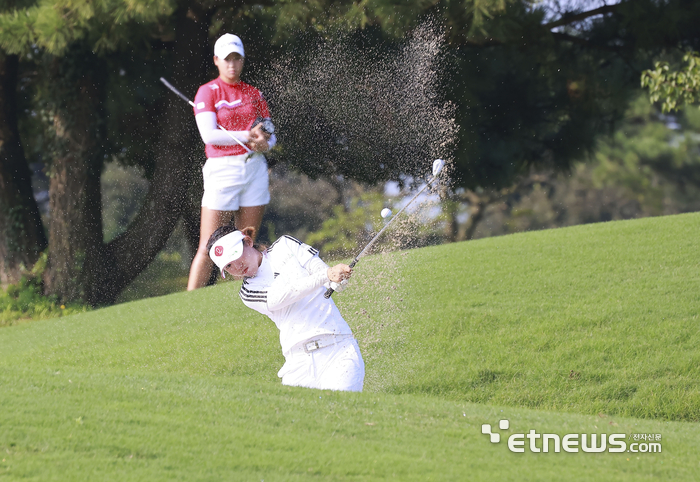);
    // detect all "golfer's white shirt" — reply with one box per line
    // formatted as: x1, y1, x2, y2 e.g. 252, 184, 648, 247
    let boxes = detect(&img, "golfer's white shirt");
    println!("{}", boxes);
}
238, 236, 353, 355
